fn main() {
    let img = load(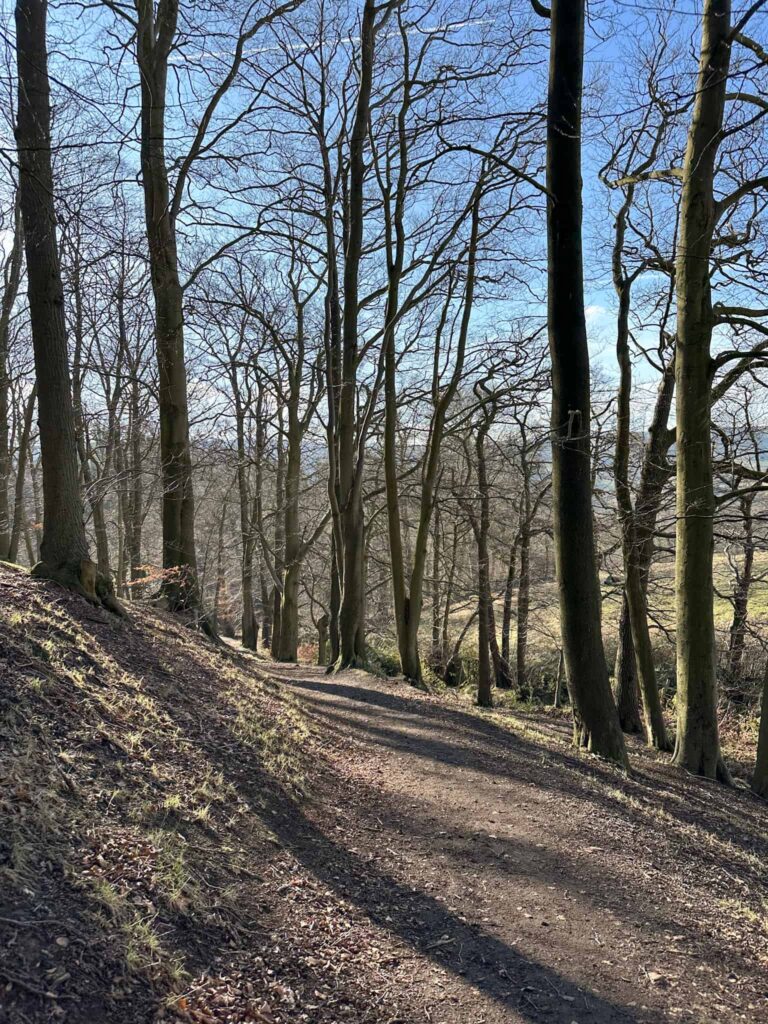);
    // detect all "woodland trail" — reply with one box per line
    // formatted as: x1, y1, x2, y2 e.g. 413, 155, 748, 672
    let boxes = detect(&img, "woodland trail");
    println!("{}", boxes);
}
266, 662, 768, 1024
